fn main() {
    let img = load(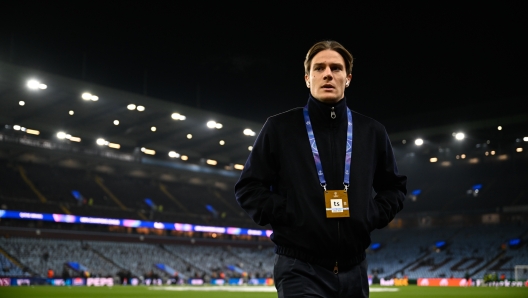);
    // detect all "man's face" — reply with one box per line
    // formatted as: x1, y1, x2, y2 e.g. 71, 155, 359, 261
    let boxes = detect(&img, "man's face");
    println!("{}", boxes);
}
305, 50, 352, 104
